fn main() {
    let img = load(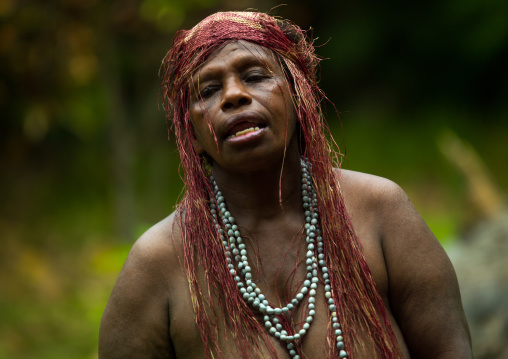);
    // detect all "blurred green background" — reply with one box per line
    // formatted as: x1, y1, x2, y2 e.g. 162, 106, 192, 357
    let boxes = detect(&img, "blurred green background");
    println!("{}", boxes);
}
0, 0, 506, 358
